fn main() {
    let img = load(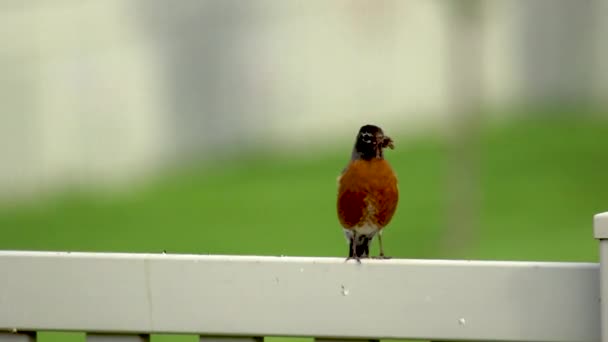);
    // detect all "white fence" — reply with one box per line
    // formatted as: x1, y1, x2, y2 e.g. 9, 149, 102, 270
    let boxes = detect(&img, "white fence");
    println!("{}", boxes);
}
1, 212, 608, 342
